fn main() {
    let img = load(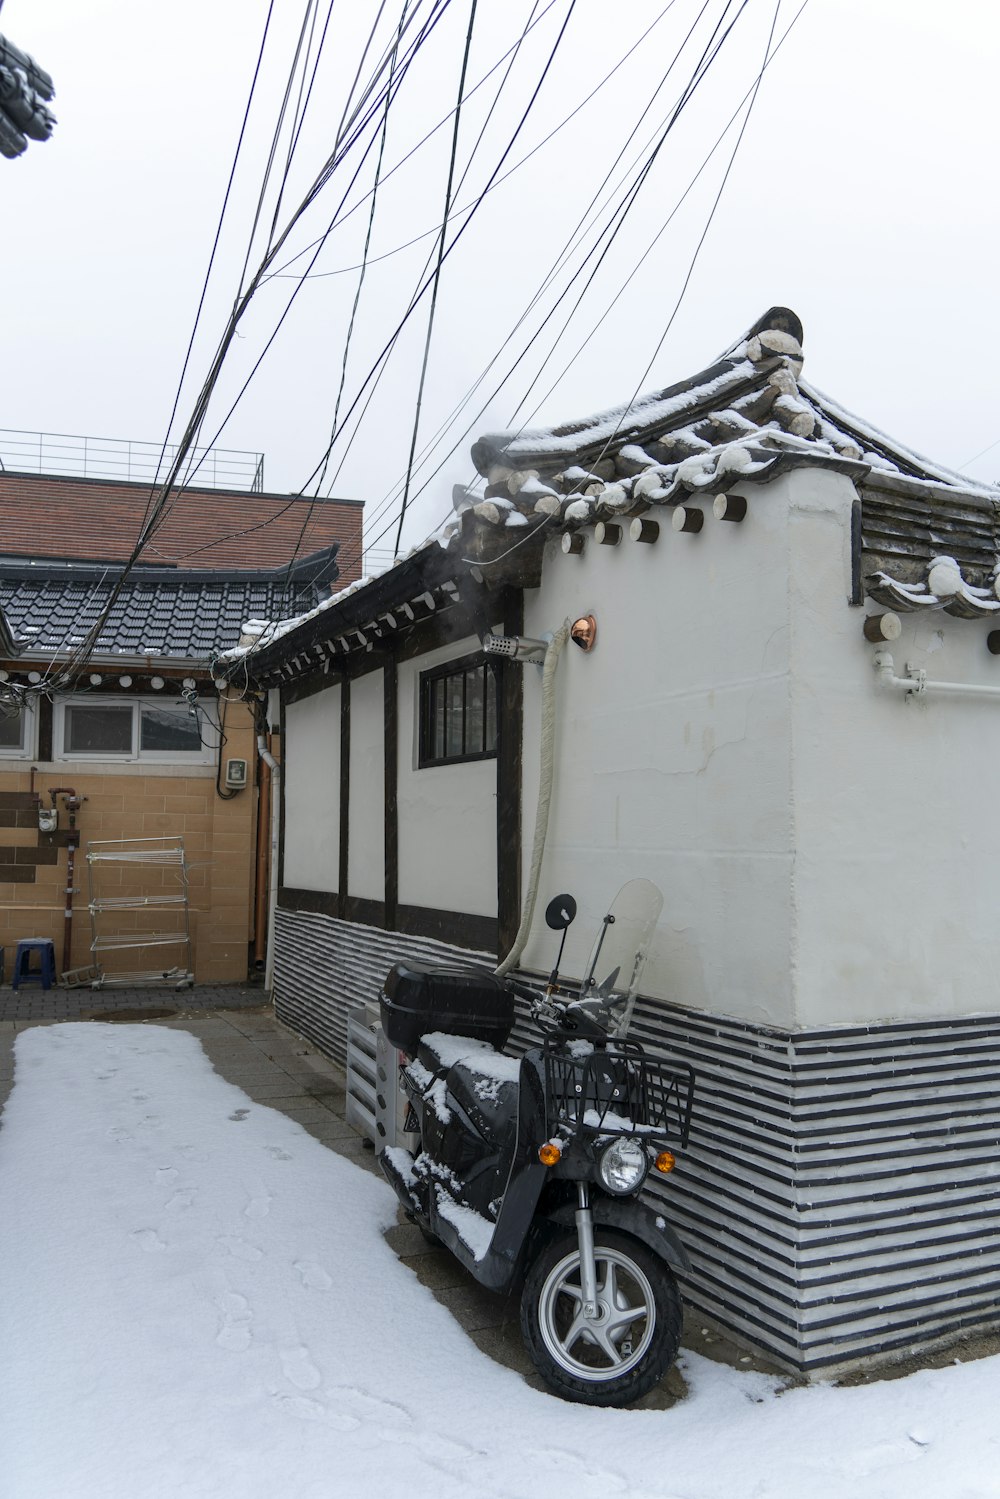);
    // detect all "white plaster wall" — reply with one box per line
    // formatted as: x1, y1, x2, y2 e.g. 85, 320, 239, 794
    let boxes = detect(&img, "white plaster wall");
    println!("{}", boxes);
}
347, 669, 385, 902
787, 471, 1000, 1026
282, 687, 340, 892
396, 633, 498, 919
519, 486, 796, 1026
